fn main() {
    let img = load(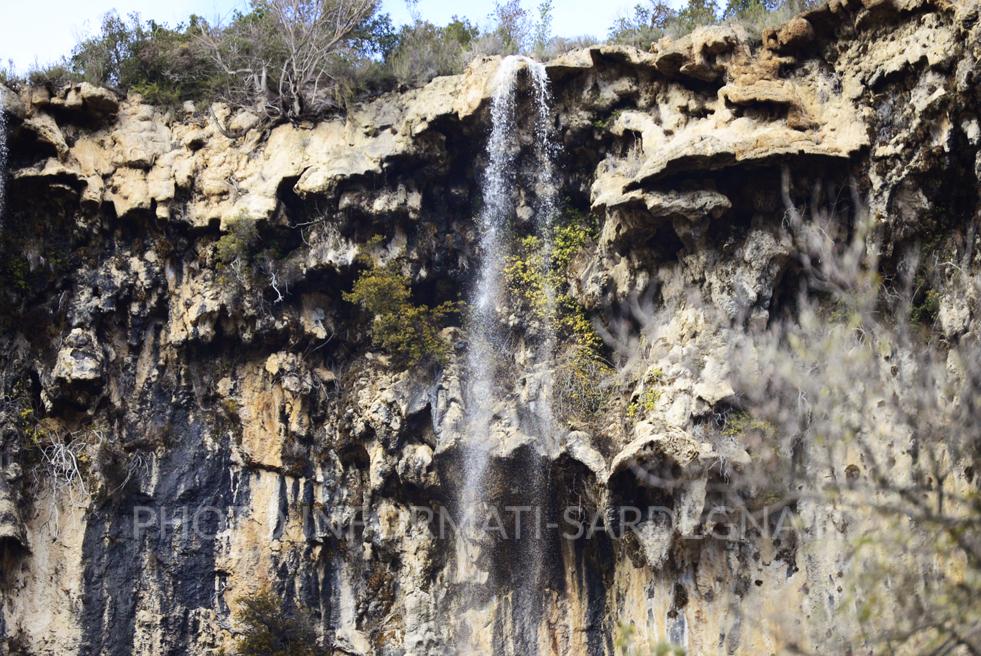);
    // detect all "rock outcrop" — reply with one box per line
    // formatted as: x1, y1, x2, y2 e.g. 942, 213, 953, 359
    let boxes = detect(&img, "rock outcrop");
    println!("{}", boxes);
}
0, 0, 979, 654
